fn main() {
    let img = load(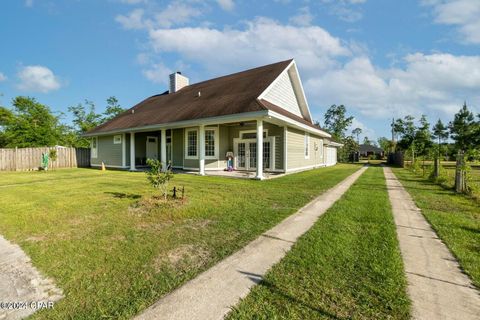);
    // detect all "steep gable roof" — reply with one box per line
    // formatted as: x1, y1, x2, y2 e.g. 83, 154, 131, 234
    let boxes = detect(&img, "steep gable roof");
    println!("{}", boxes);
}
87, 59, 301, 135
